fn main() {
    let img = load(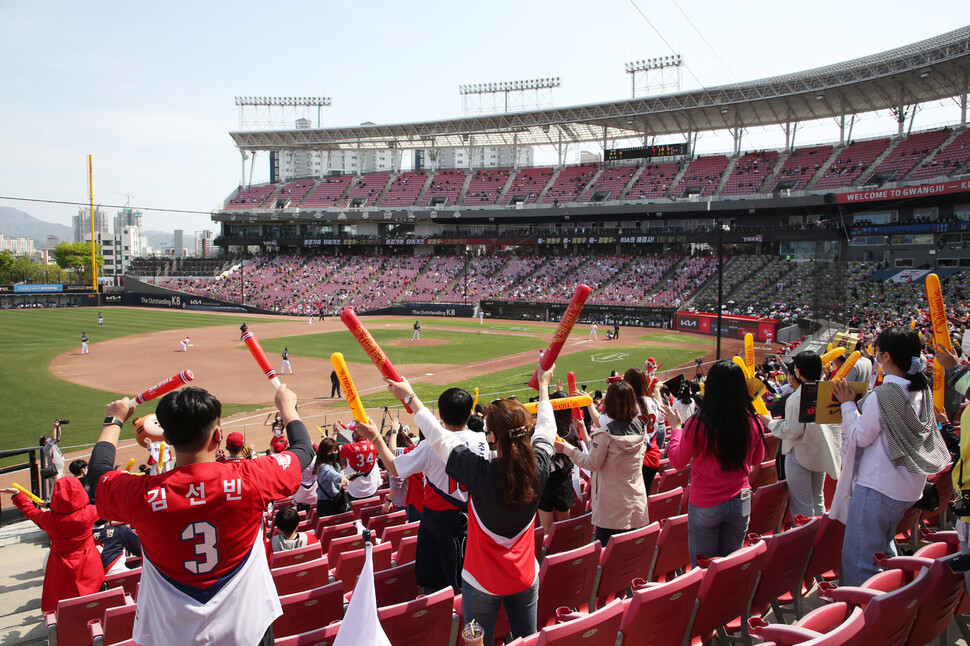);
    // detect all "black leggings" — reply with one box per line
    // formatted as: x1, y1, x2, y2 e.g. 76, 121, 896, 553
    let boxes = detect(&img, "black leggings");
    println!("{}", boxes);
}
642, 465, 658, 495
